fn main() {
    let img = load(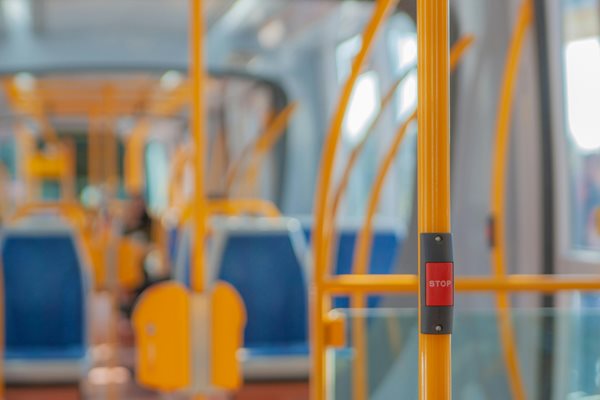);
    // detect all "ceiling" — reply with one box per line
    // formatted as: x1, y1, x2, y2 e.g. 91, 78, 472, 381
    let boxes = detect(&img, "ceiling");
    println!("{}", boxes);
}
0, 0, 369, 74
